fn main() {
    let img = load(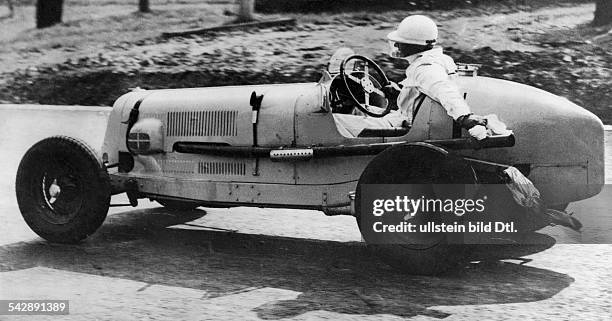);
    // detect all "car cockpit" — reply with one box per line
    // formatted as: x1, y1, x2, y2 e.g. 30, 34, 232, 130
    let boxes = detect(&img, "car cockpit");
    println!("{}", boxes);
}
325, 48, 409, 138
